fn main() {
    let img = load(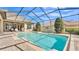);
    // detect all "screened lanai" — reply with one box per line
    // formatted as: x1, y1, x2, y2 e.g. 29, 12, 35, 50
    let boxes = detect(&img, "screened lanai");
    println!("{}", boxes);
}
0, 7, 79, 51
0, 7, 79, 33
